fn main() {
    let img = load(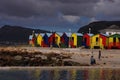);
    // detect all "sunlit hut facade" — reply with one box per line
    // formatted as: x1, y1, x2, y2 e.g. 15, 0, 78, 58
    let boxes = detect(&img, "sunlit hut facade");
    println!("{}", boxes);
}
56, 32, 63, 47
36, 33, 44, 47
48, 32, 61, 47
108, 34, 120, 49
71, 33, 83, 47
90, 34, 108, 49
82, 33, 93, 48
